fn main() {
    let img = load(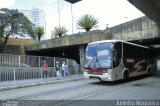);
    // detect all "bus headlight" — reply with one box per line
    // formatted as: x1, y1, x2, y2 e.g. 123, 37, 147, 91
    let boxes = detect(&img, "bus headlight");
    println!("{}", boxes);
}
108, 77, 112, 80
103, 73, 107, 75
84, 68, 91, 73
